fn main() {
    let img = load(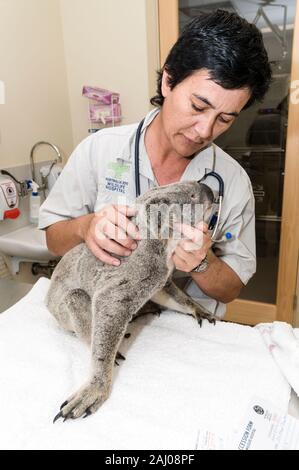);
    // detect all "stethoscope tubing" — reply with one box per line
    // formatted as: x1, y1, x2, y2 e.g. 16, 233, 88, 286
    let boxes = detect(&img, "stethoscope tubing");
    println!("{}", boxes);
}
134, 118, 145, 198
